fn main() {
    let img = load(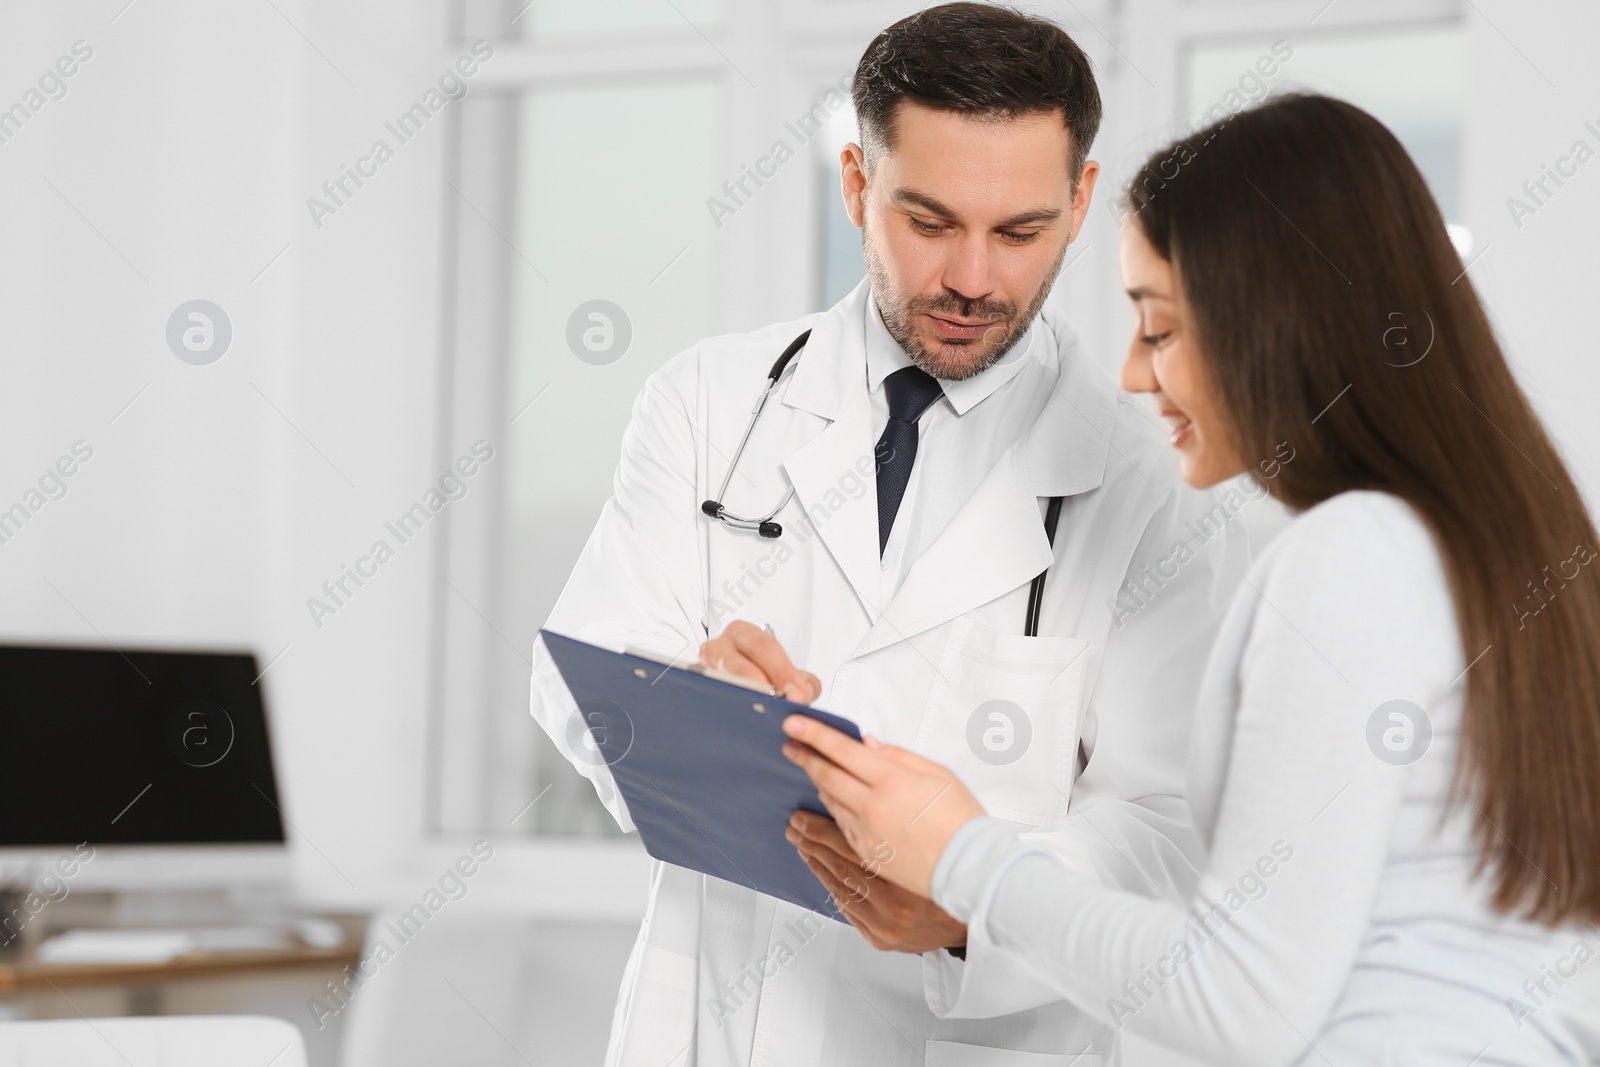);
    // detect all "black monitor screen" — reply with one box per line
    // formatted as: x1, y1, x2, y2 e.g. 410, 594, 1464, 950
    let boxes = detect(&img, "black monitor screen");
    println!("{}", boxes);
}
0, 645, 286, 847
